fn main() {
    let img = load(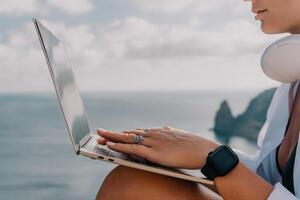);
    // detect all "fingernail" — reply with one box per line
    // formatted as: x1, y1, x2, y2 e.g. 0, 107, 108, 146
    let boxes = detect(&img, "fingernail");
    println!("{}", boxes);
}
98, 128, 106, 132
107, 142, 115, 146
